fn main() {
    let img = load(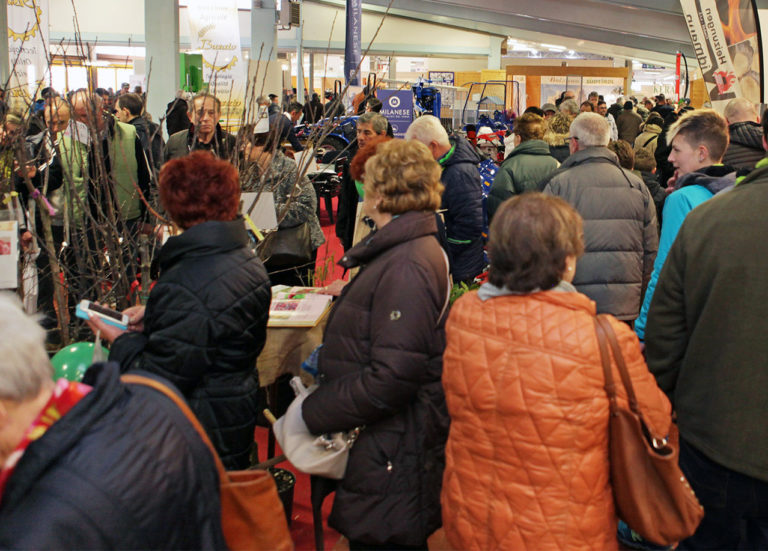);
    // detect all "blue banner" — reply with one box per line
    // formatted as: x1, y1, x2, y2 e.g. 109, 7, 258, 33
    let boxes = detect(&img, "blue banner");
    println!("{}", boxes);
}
378, 90, 414, 138
344, 0, 362, 86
